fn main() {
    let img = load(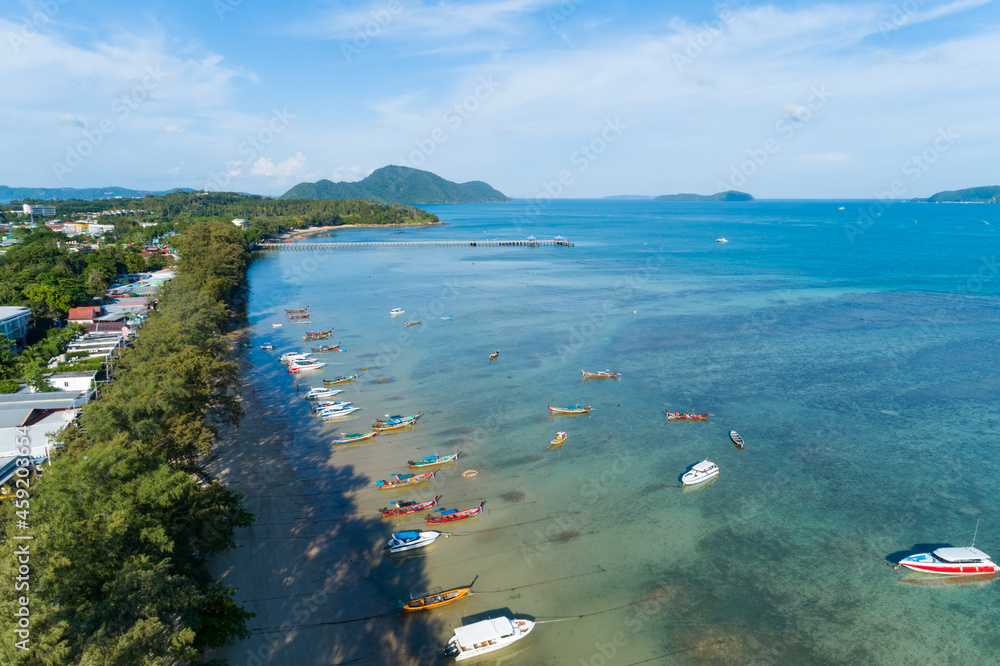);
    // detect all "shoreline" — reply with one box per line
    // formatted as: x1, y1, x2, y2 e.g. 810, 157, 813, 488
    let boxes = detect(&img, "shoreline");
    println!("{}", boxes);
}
278, 221, 448, 241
